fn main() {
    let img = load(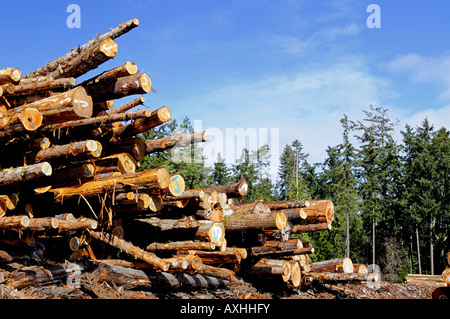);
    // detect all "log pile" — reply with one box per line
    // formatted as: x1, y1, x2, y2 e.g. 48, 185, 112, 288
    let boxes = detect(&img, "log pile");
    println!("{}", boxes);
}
0, 18, 372, 297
